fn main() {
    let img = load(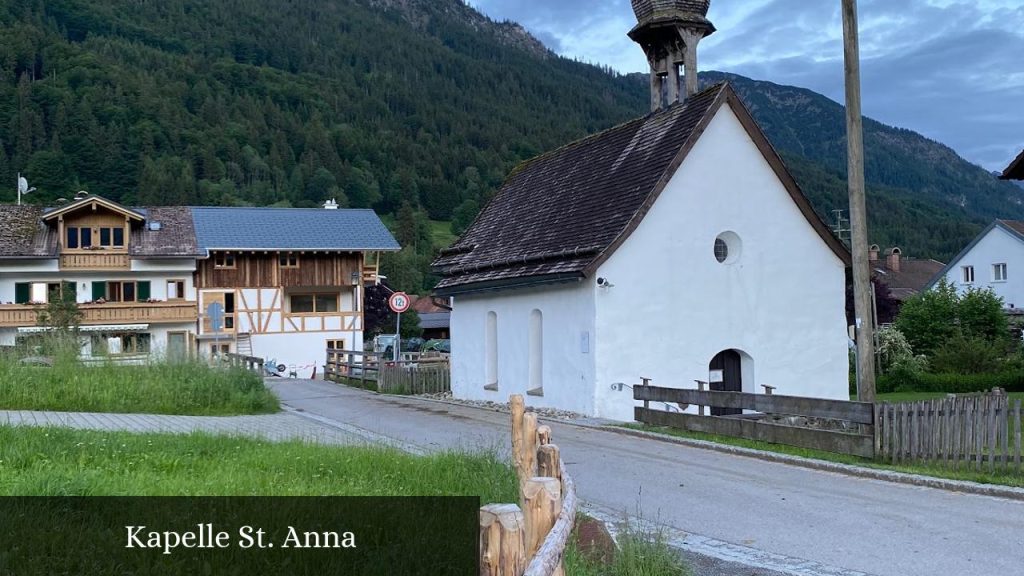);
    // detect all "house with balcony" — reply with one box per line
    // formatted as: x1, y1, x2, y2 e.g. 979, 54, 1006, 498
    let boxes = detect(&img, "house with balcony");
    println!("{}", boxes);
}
0, 195, 201, 360
0, 195, 400, 369
190, 206, 399, 375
